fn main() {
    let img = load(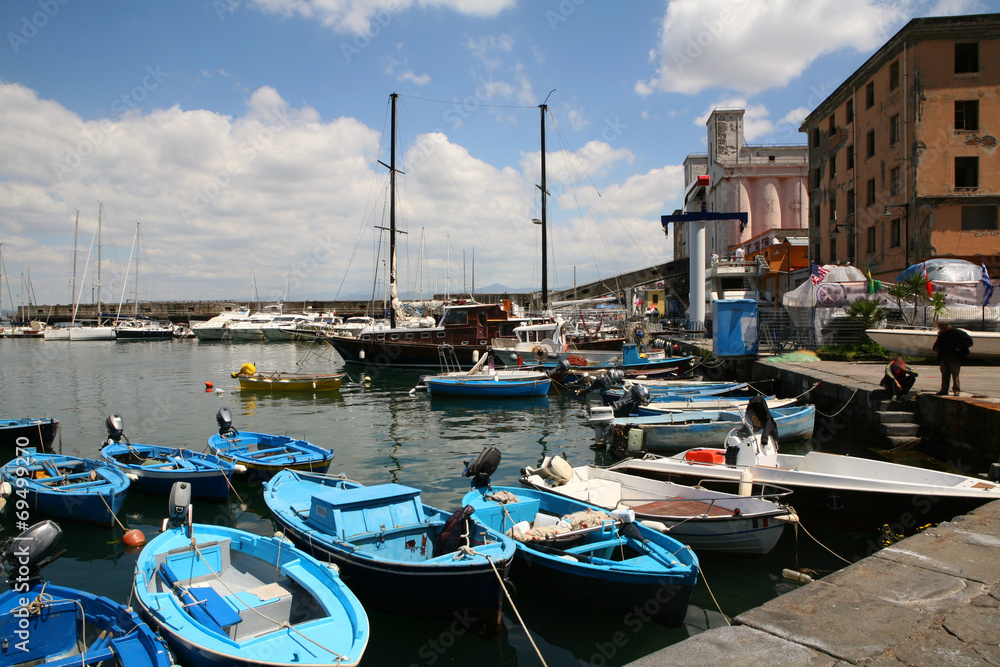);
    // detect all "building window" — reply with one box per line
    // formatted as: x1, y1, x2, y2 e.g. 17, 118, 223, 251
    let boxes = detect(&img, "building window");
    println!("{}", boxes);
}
847, 189, 856, 216
890, 166, 900, 196
846, 99, 854, 124
955, 156, 979, 189
811, 127, 821, 148
955, 100, 979, 131
889, 114, 899, 146
867, 226, 876, 253
812, 206, 821, 228
891, 219, 901, 248
866, 129, 875, 158
955, 42, 979, 73
889, 60, 900, 91
962, 205, 998, 231
829, 192, 837, 221
829, 236, 838, 264
828, 115, 836, 136
866, 81, 875, 109
866, 179, 876, 207
829, 155, 836, 180
846, 145, 854, 170
812, 168, 821, 189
